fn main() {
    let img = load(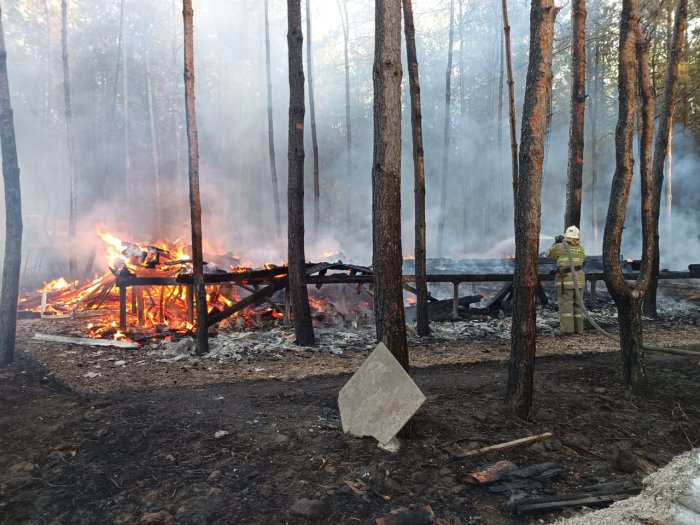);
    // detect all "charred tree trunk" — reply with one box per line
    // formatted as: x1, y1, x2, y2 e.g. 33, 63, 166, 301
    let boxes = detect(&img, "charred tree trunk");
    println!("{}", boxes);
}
505, 0, 558, 419
0, 6, 22, 366
287, 0, 315, 346
264, 0, 282, 238
403, 0, 430, 337
183, 0, 208, 355
602, 0, 655, 392
564, 0, 587, 229
338, 0, 352, 226
501, 0, 518, 201
305, 0, 320, 235
373, 0, 407, 368
436, 0, 455, 259
645, 0, 687, 318
61, 0, 77, 279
